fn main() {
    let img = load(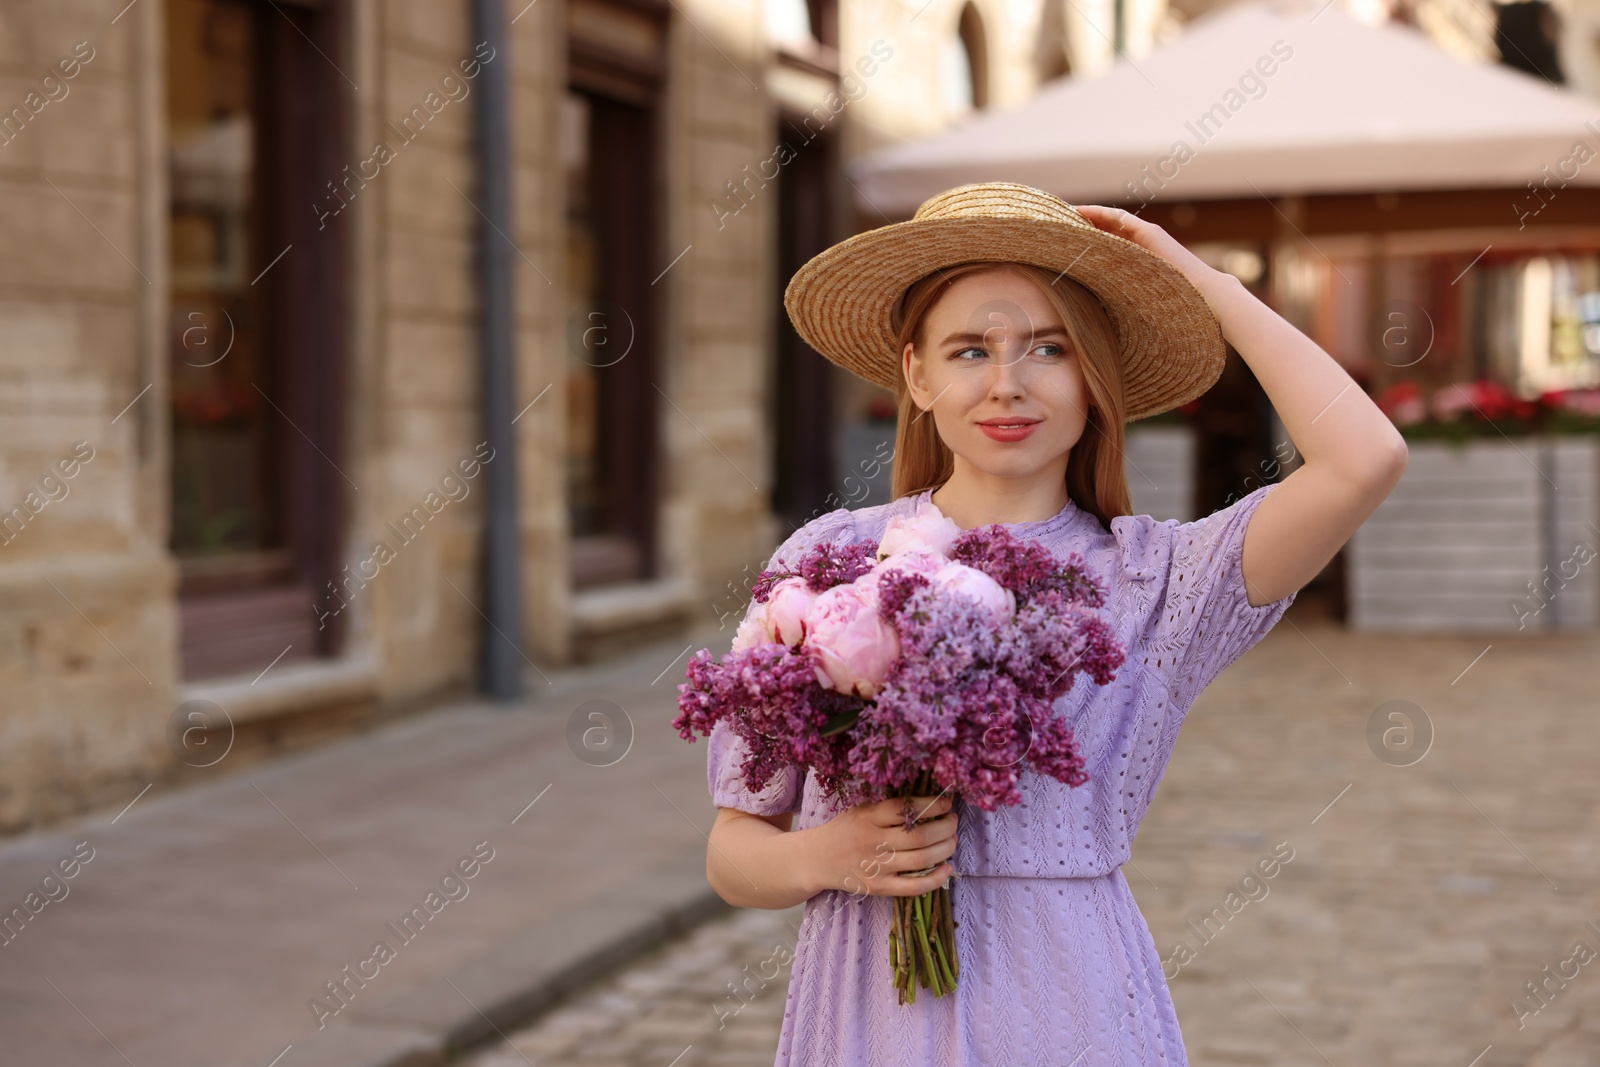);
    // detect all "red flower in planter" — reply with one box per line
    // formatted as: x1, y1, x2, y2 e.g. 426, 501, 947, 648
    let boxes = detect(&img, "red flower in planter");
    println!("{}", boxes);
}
866, 395, 897, 423
1431, 380, 1536, 423
1374, 381, 1427, 426
1543, 387, 1600, 417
